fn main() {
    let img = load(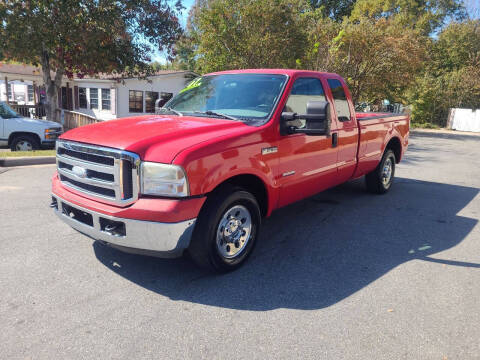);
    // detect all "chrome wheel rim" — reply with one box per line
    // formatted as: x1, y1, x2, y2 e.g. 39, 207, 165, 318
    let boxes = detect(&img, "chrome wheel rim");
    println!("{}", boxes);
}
382, 158, 393, 186
216, 205, 252, 259
16, 141, 33, 151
